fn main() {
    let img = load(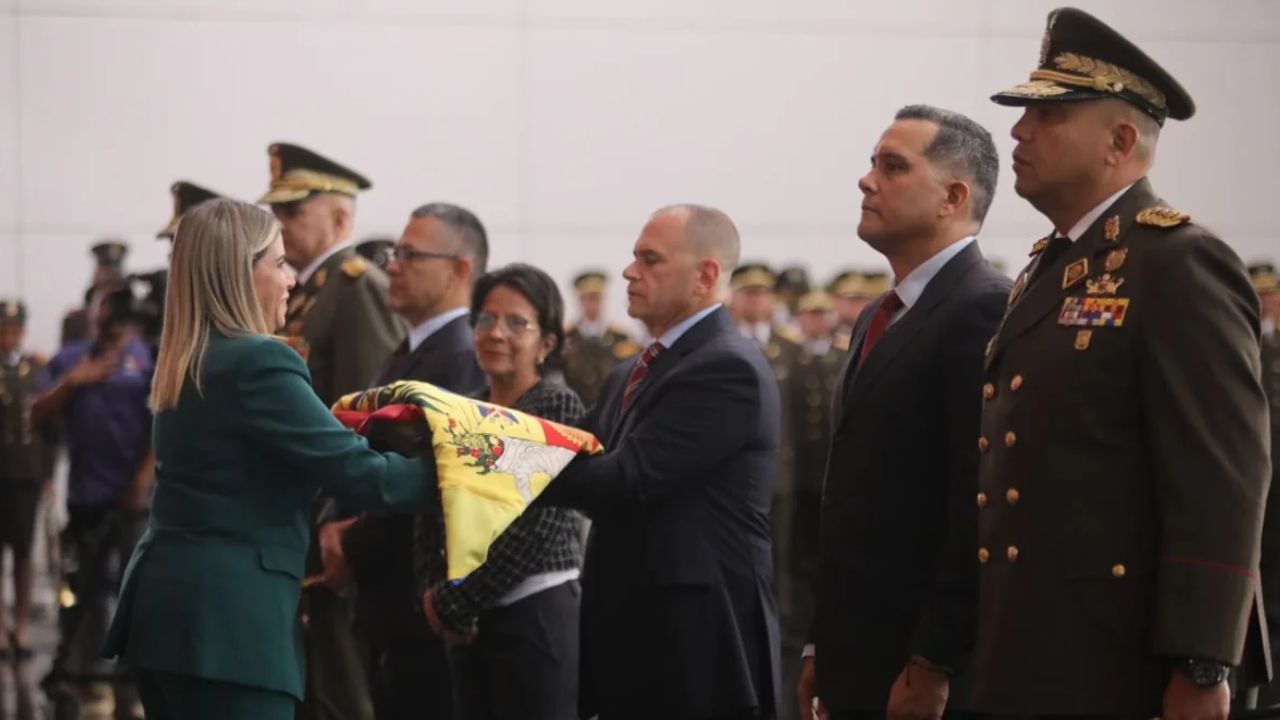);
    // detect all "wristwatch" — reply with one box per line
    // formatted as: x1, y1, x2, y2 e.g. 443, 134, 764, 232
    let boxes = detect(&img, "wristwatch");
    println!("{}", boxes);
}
1175, 658, 1230, 687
